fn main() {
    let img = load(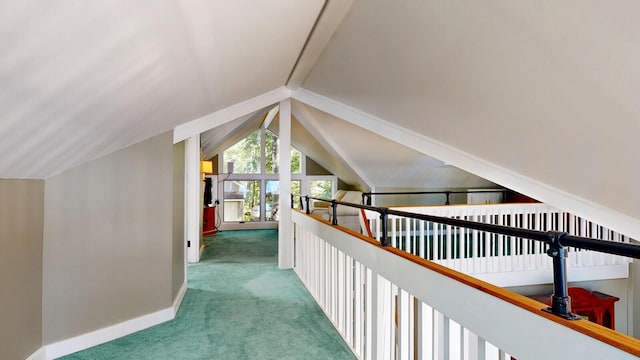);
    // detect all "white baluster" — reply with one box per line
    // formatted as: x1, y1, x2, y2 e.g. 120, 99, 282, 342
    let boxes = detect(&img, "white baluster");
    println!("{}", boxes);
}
397, 289, 411, 359
353, 262, 363, 357
434, 312, 449, 360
